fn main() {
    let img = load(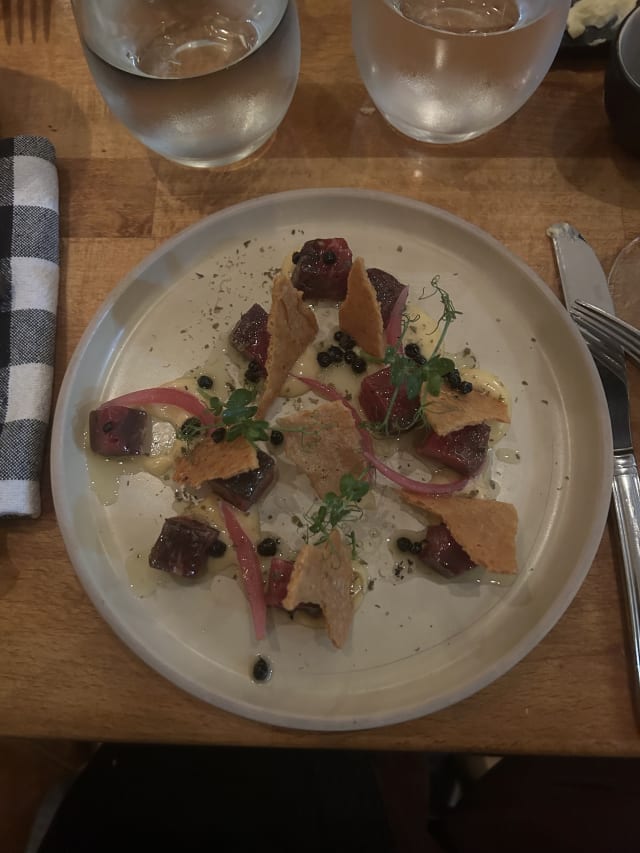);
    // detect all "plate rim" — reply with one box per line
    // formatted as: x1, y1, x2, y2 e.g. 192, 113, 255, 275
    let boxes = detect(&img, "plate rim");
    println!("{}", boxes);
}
51, 187, 614, 730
